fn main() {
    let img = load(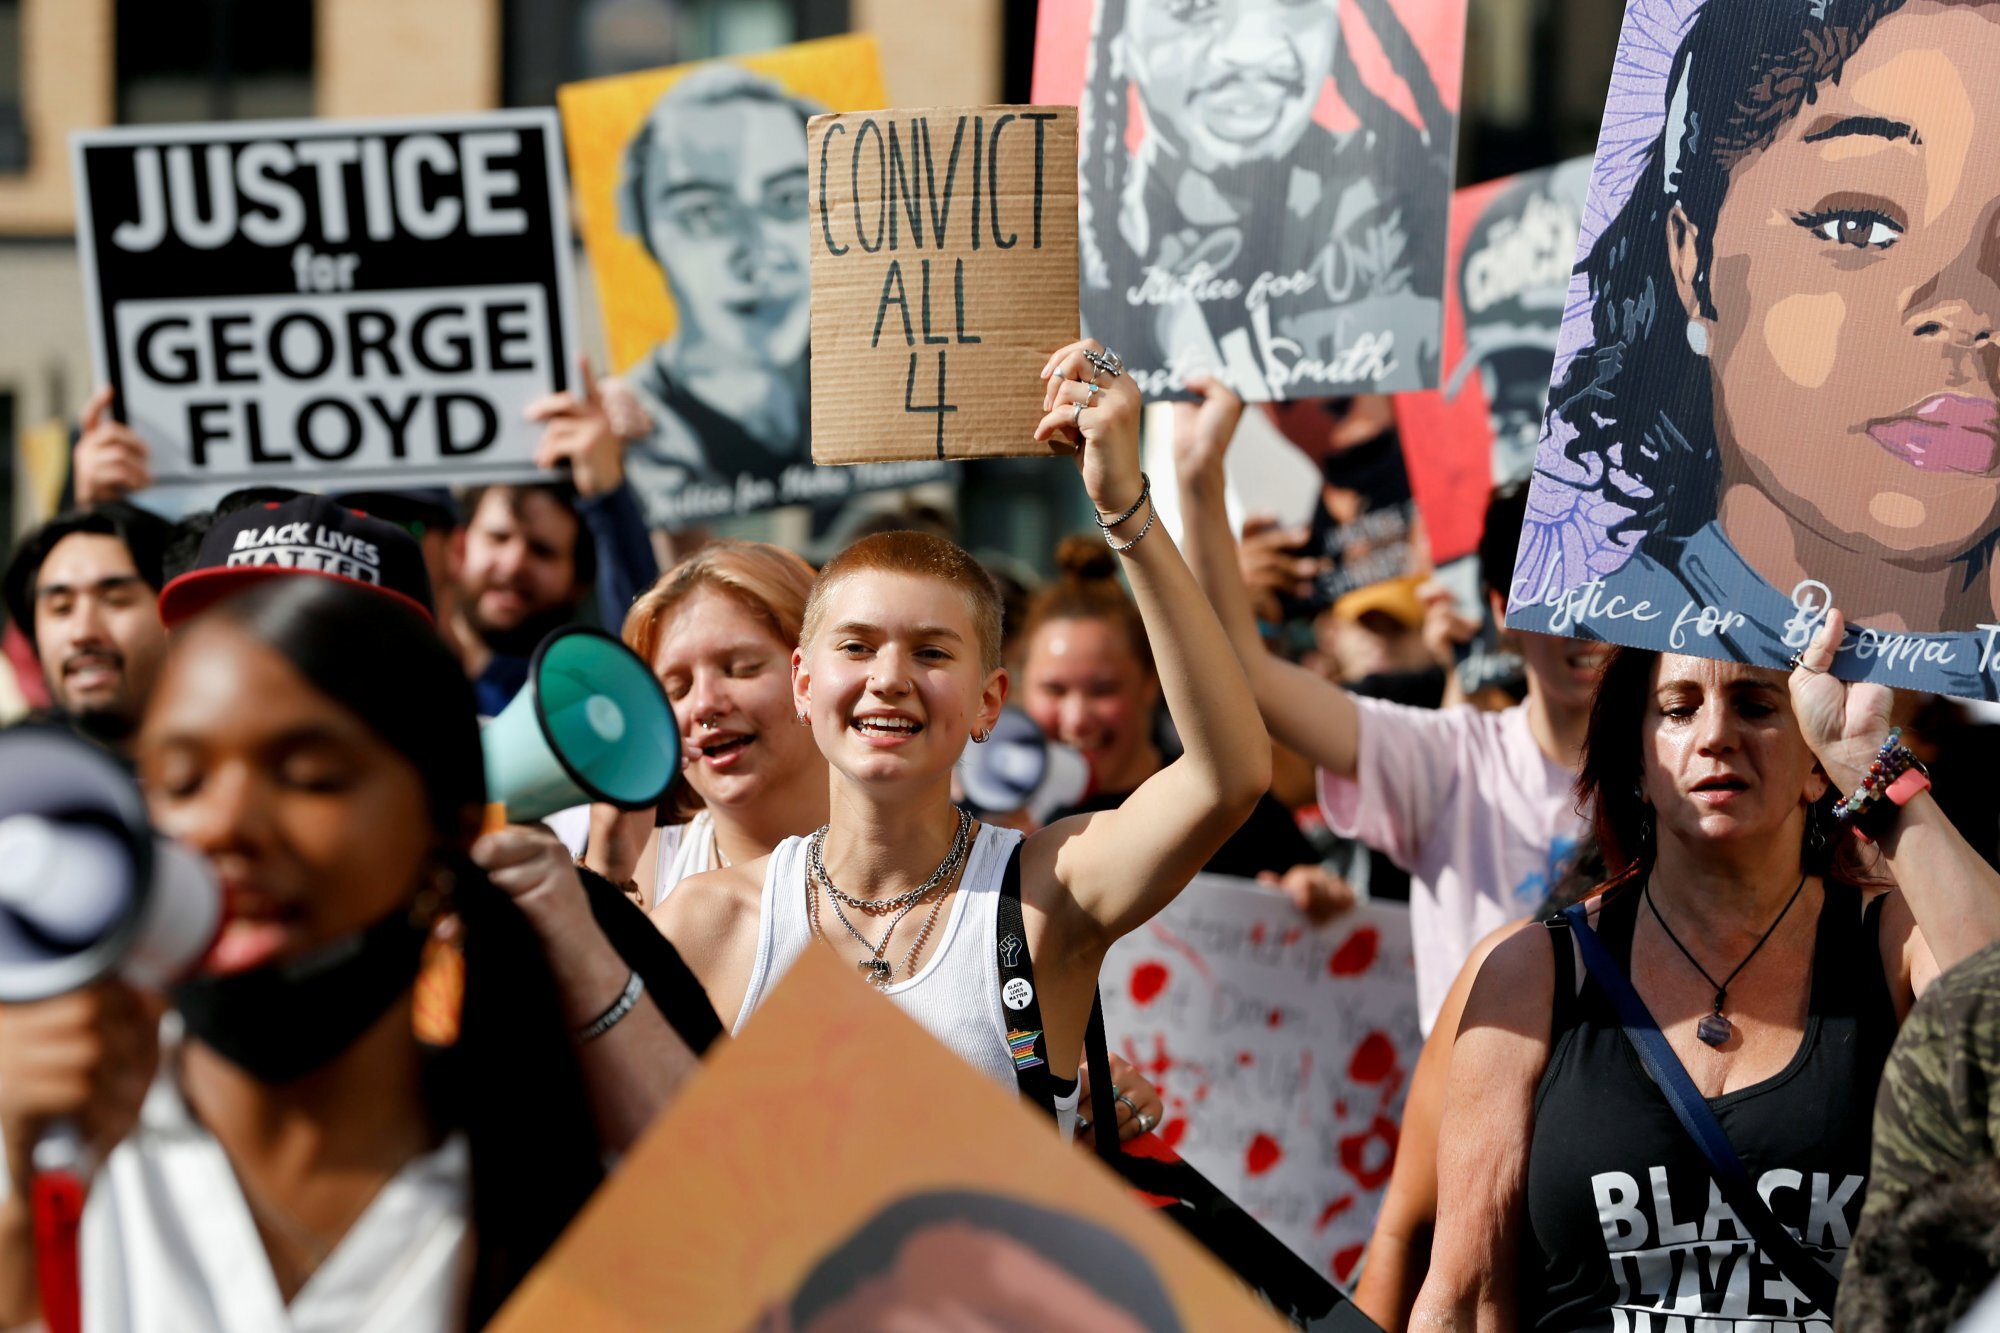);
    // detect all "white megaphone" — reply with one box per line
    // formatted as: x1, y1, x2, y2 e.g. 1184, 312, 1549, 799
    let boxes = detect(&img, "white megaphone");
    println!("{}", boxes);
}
482, 626, 680, 822
0, 728, 223, 1333
0, 729, 220, 1003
